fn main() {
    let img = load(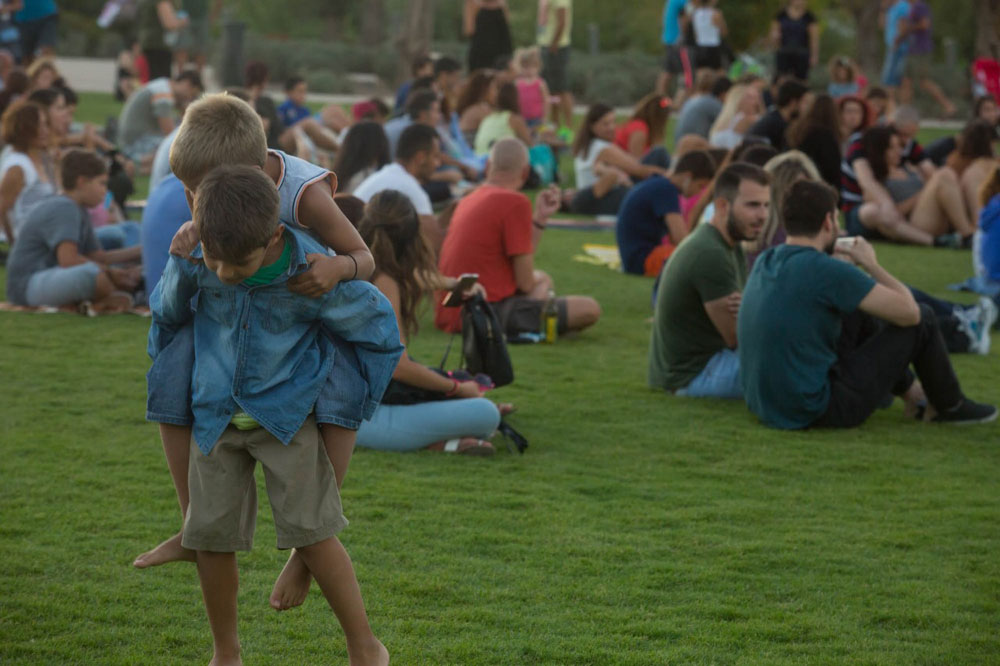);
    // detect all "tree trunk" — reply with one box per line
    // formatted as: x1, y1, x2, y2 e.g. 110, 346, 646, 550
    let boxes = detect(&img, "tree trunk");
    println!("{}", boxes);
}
843, 0, 884, 79
362, 0, 387, 46
396, 0, 436, 83
975, 0, 1000, 59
